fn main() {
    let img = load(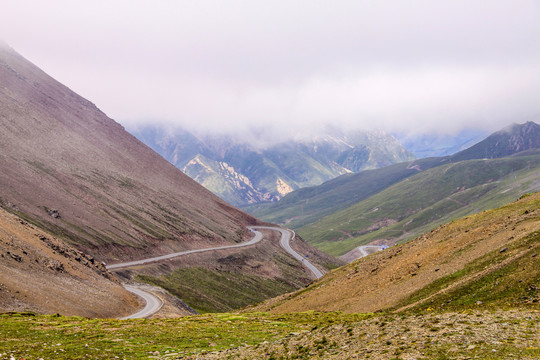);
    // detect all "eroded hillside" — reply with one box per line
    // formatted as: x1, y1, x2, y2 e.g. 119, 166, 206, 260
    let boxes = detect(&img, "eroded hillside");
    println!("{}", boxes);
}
0, 207, 139, 318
